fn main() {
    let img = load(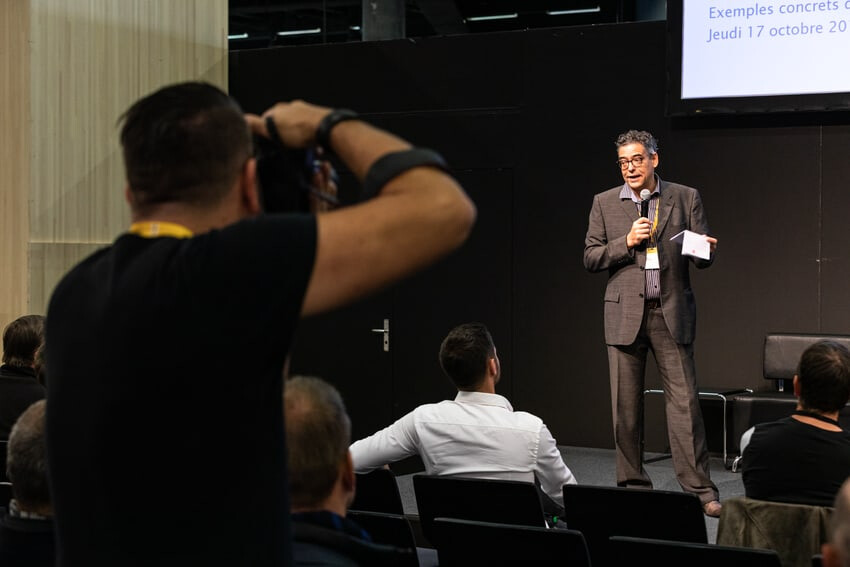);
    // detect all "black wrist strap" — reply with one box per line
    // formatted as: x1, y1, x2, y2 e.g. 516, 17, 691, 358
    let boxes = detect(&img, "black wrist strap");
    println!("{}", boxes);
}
361, 148, 449, 201
264, 116, 285, 147
316, 109, 358, 154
